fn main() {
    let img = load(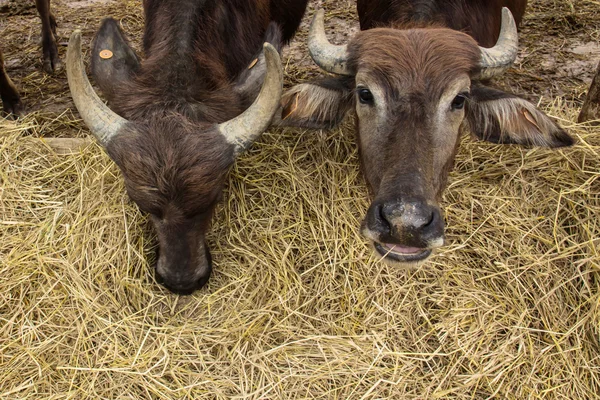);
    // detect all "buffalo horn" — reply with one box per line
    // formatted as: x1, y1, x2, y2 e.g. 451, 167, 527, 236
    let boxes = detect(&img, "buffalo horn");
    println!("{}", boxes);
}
218, 43, 283, 155
307, 10, 351, 76
478, 7, 519, 79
